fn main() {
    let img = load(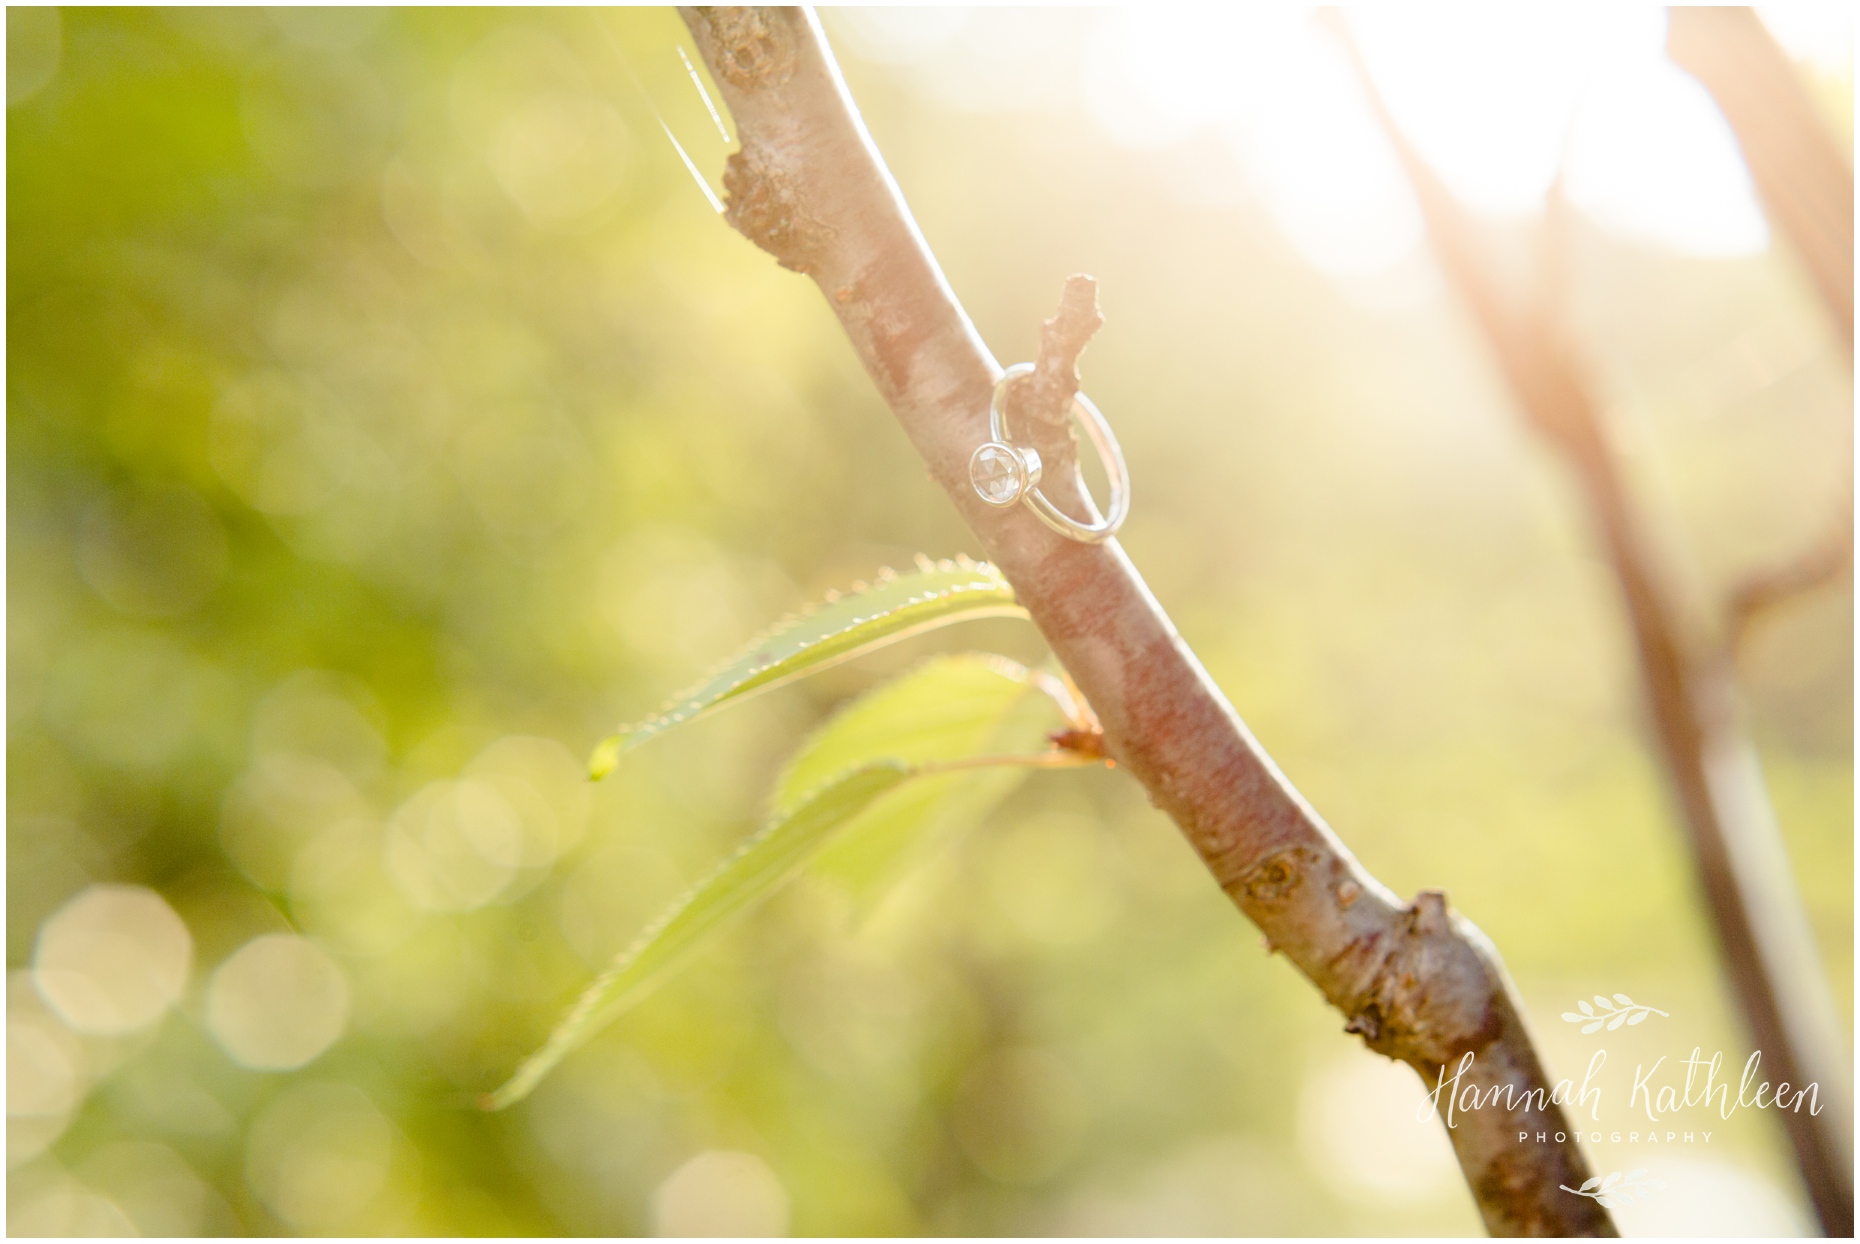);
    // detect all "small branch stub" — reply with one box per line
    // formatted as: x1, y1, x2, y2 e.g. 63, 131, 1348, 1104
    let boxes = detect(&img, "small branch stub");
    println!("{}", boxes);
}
980, 361, 1130, 543
1023, 273, 1104, 430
